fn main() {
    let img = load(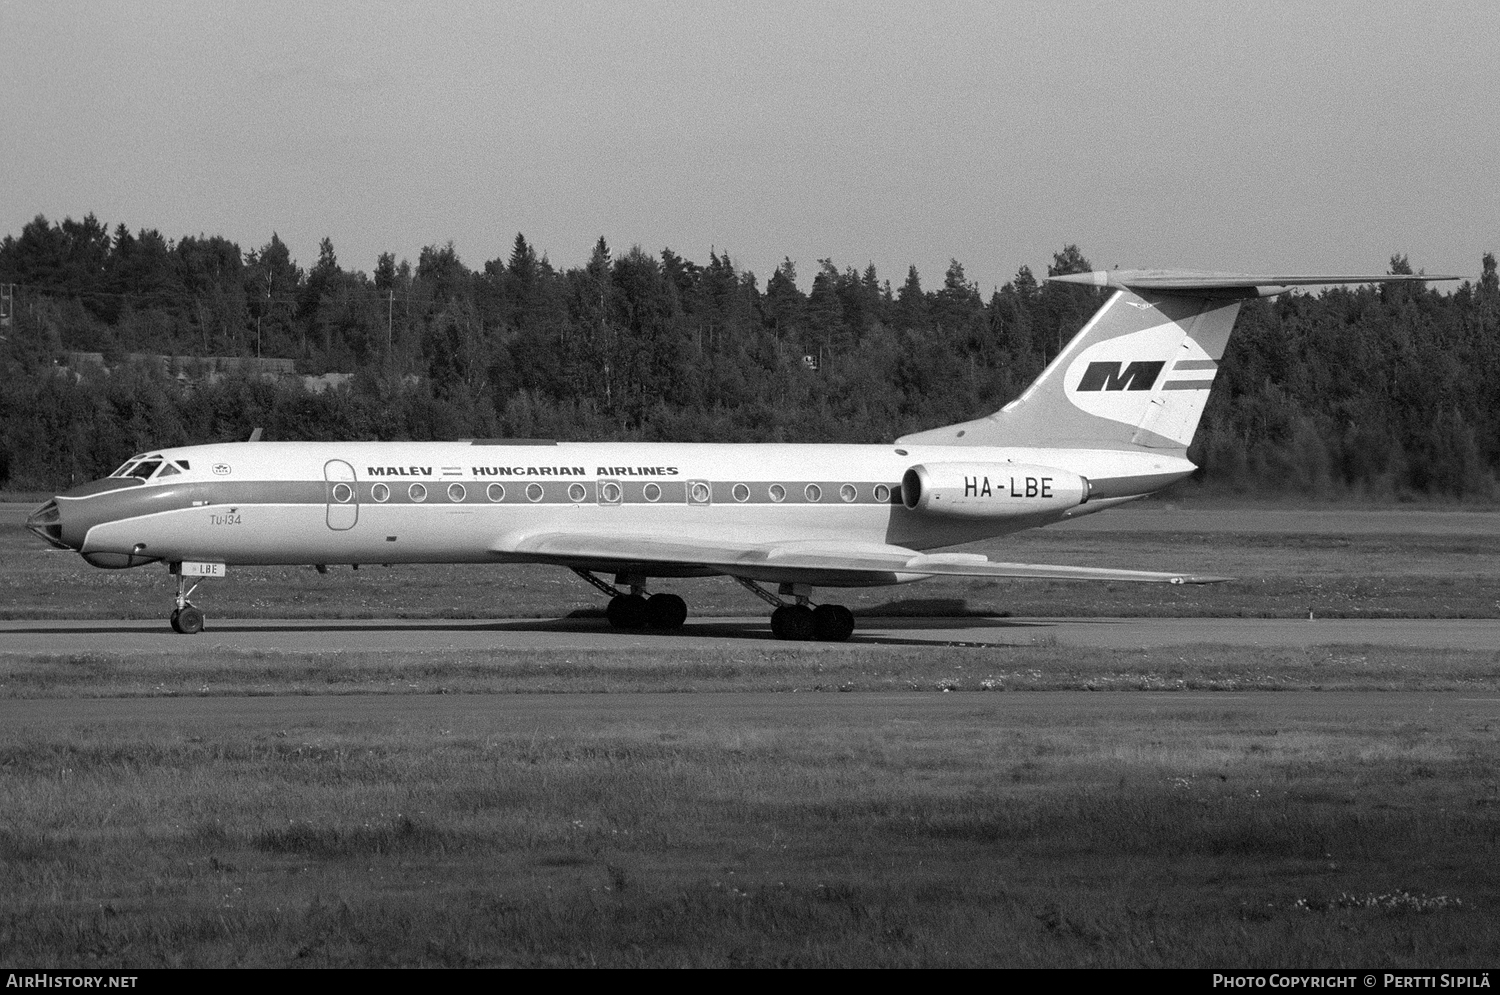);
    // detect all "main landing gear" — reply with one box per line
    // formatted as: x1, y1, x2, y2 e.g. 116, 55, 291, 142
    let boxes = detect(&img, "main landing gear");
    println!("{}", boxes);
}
168, 564, 206, 635
770, 603, 855, 642
735, 578, 856, 642
572, 569, 688, 631
569, 570, 856, 641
